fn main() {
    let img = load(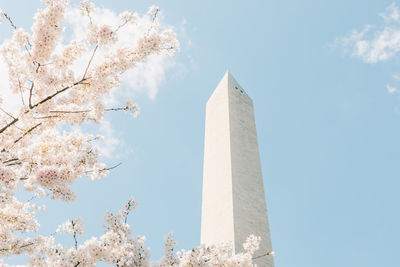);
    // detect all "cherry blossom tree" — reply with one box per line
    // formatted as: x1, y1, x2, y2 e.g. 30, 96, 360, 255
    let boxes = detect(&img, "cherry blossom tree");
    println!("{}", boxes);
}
0, 1, 264, 266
